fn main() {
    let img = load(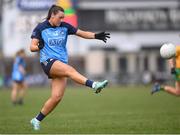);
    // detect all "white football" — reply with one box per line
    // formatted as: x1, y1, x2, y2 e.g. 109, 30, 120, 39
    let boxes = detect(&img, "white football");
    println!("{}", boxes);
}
160, 43, 176, 59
